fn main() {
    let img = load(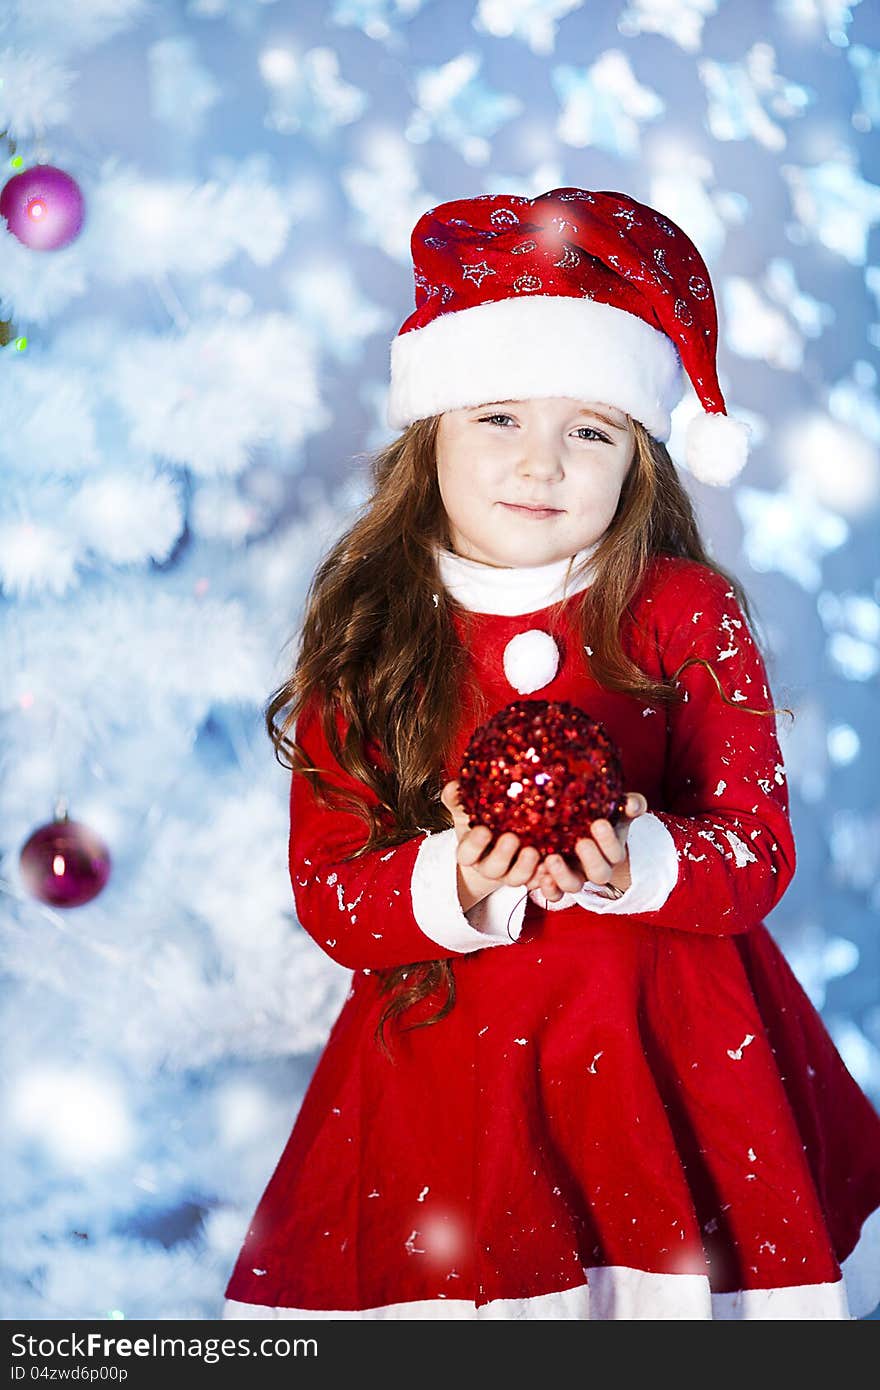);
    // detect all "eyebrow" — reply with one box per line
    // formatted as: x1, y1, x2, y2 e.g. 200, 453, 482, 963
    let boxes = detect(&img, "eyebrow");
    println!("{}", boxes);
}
476, 402, 628, 432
